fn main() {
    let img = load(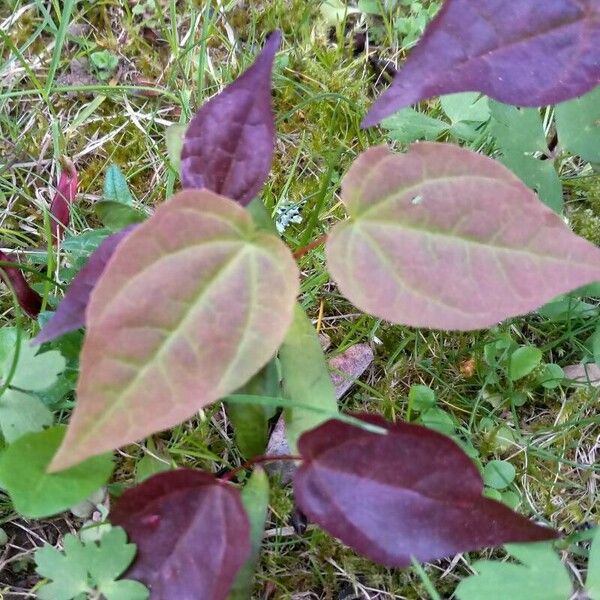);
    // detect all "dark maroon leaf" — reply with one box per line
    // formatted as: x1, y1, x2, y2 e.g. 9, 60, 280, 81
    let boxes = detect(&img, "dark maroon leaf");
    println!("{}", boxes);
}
293, 414, 557, 567
180, 31, 281, 205
111, 469, 250, 600
50, 157, 78, 243
363, 0, 600, 127
33, 227, 134, 344
0, 251, 42, 319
